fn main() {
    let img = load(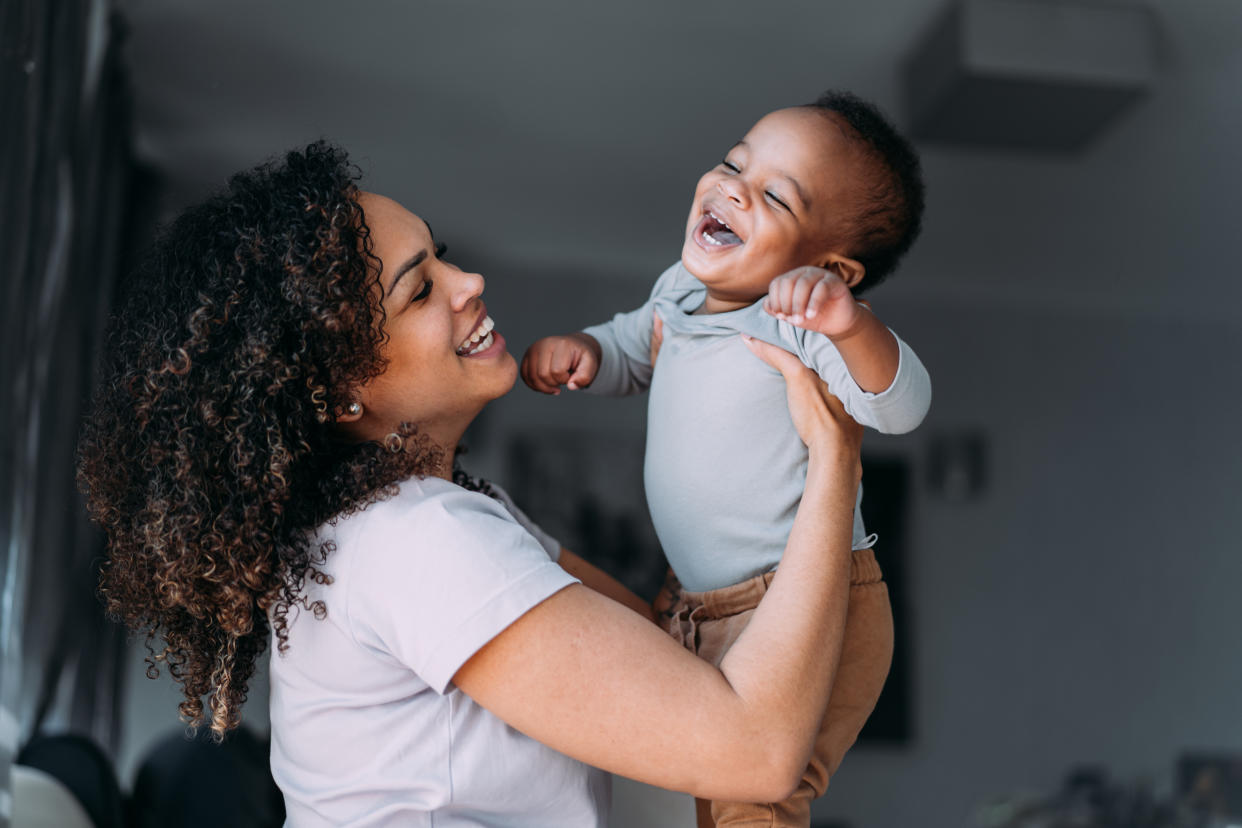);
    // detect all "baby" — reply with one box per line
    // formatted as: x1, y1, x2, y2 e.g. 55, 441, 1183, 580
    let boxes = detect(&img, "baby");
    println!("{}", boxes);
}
522, 90, 930, 827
